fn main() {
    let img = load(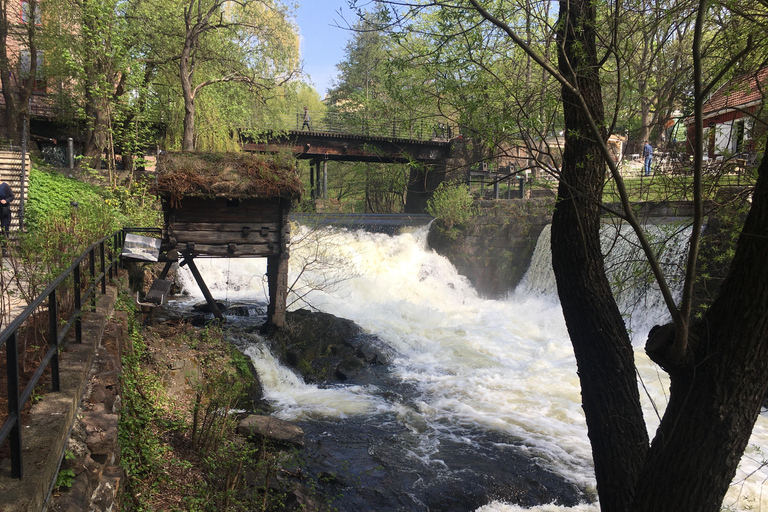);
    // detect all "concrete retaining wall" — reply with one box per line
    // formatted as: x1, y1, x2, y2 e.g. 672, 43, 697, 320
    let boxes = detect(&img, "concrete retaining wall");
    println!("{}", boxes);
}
427, 199, 711, 298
